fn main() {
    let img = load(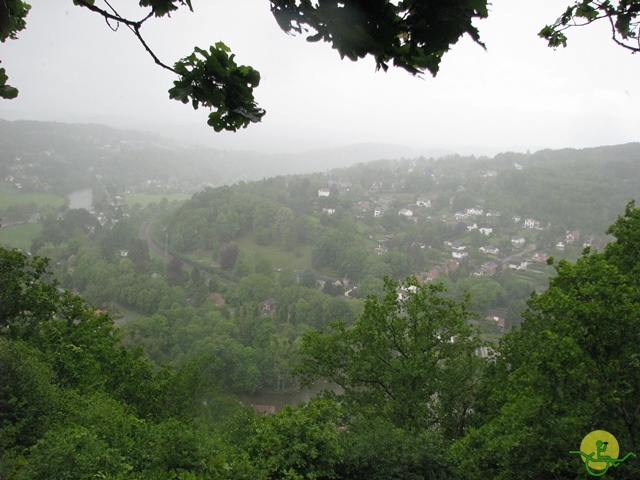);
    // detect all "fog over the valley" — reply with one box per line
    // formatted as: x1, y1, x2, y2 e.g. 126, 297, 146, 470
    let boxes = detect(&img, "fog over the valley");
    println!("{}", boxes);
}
1, 0, 639, 156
